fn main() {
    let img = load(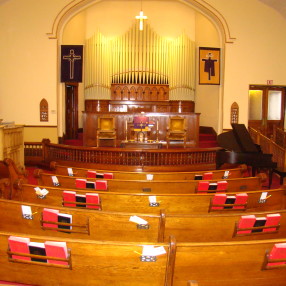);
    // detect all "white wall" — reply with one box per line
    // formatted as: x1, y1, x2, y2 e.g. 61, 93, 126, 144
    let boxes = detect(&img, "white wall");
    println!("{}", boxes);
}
1, 0, 286, 140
